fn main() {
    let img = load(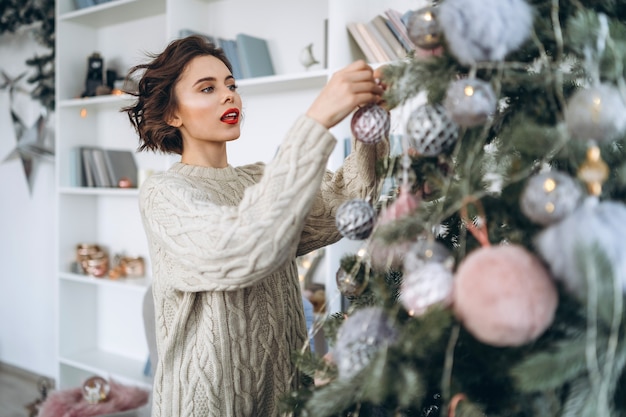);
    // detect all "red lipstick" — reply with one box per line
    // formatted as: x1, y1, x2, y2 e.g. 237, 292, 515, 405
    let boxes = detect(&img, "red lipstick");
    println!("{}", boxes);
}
221, 108, 240, 124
